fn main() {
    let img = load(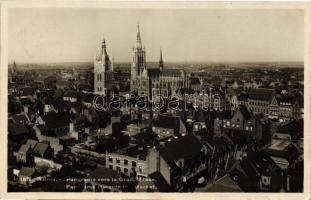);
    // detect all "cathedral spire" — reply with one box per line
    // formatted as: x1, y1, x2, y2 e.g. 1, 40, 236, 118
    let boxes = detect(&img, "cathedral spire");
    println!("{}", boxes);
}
137, 23, 141, 42
159, 48, 164, 72
101, 35, 107, 56
102, 36, 106, 49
